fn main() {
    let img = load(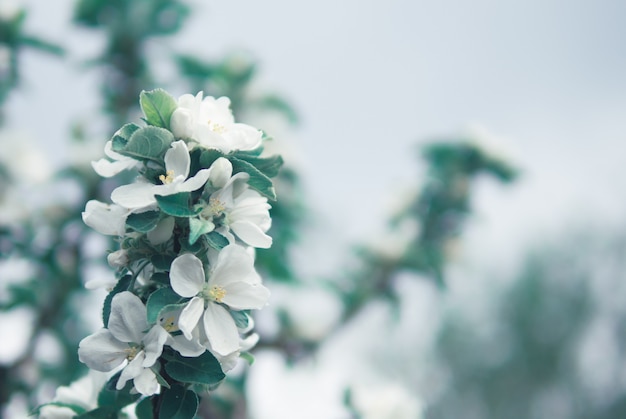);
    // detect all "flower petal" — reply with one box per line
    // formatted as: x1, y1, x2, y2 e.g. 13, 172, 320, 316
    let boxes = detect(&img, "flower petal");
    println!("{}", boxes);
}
116, 351, 145, 390
178, 168, 212, 193
210, 245, 256, 288
167, 334, 206, 357
203, 302, 239, 356
142, 325, 169, 367
170, 254, 205, 298
208, 157, 233, 188
108, 292, 148, 343
78, 329, 127, 372
111, 182, 158, 210
82, 200, 128, 236
179, 297, 205, 340
147, 216, 175, 245
133, 367, 159, 396
164, 140, 190, 178
222, 281, 270, 310
230, 220, 272, 248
